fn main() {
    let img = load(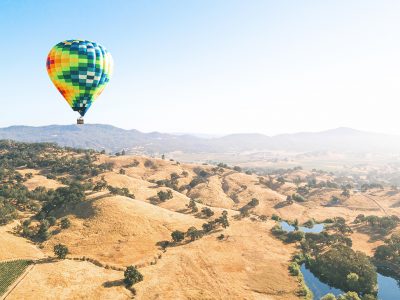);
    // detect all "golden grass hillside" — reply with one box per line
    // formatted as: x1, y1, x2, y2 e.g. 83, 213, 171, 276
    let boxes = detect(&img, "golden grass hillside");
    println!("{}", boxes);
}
2, 151, 400, 299
43, 195, 205, 267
